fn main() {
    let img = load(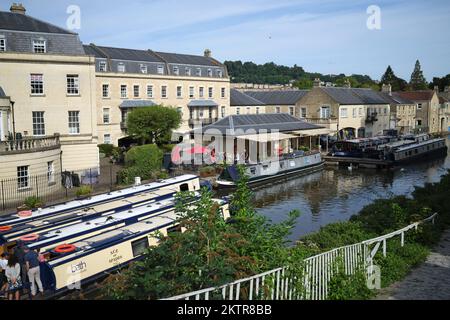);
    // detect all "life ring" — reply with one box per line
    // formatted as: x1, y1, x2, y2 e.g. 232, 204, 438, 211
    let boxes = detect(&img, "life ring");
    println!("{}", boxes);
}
0, 226, 12, 232
54, 244, 77, 254
18, 211, 33, 218
20, 234, 40, 242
